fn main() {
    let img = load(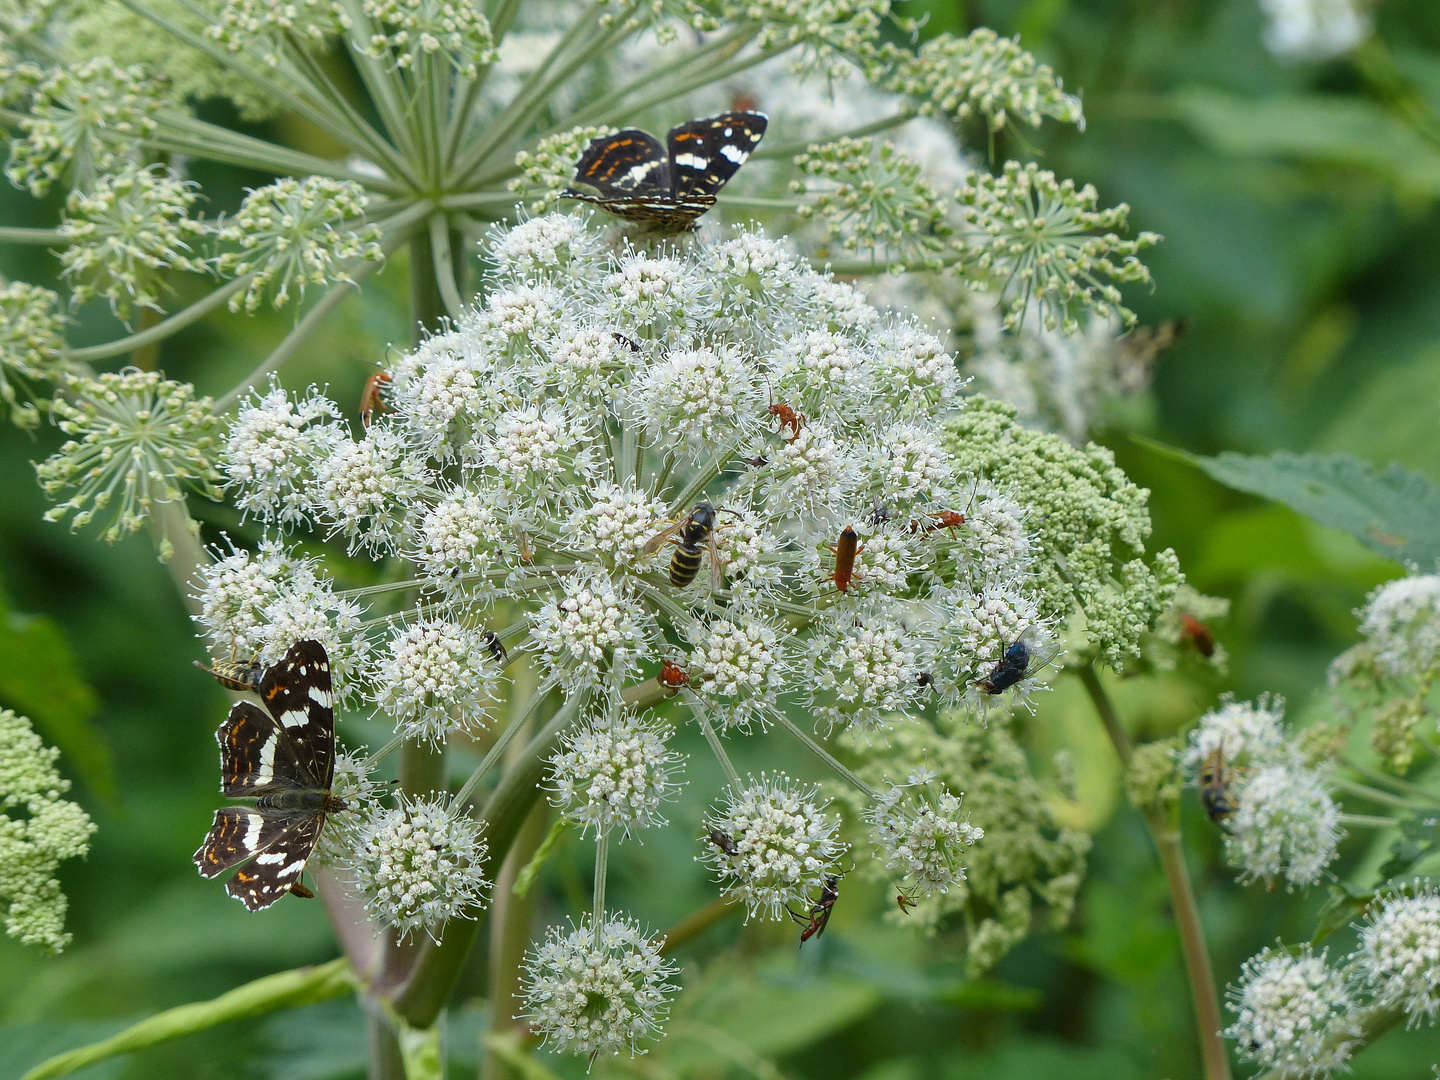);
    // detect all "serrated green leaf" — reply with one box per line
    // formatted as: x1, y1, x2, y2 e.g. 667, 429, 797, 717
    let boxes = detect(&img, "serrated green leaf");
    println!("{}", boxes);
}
1134, 440, 1440, 566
